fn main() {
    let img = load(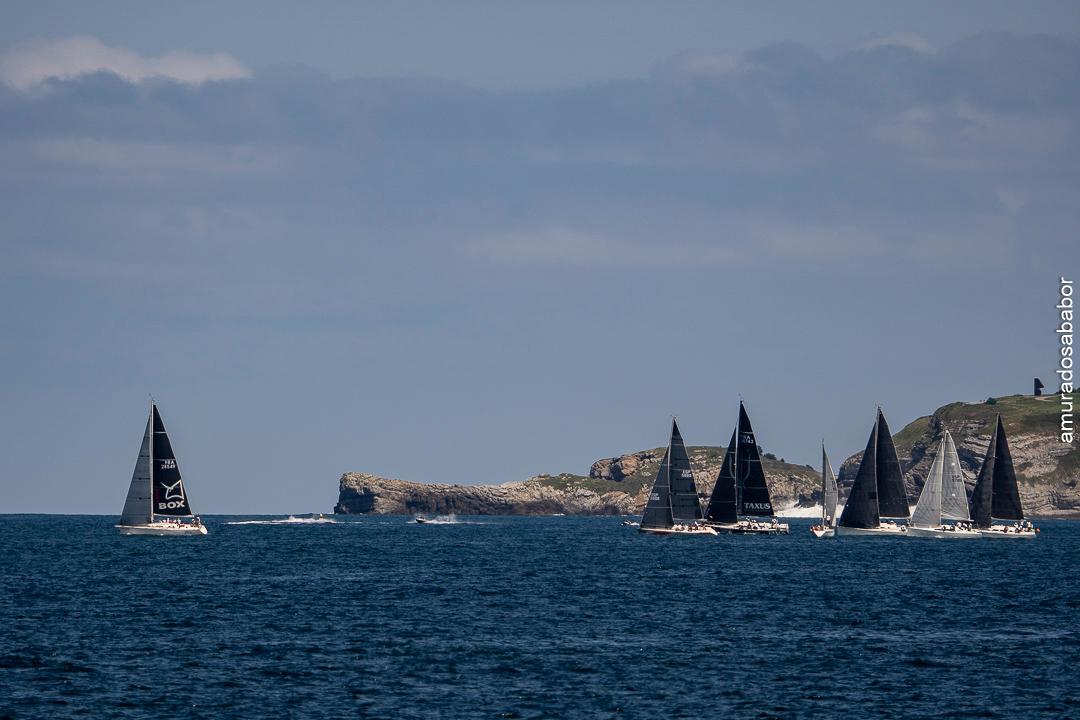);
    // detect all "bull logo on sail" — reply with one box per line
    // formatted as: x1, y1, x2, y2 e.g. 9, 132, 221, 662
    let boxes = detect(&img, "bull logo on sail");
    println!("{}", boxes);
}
162, 479, 185, 501
157, 478, 187, 510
